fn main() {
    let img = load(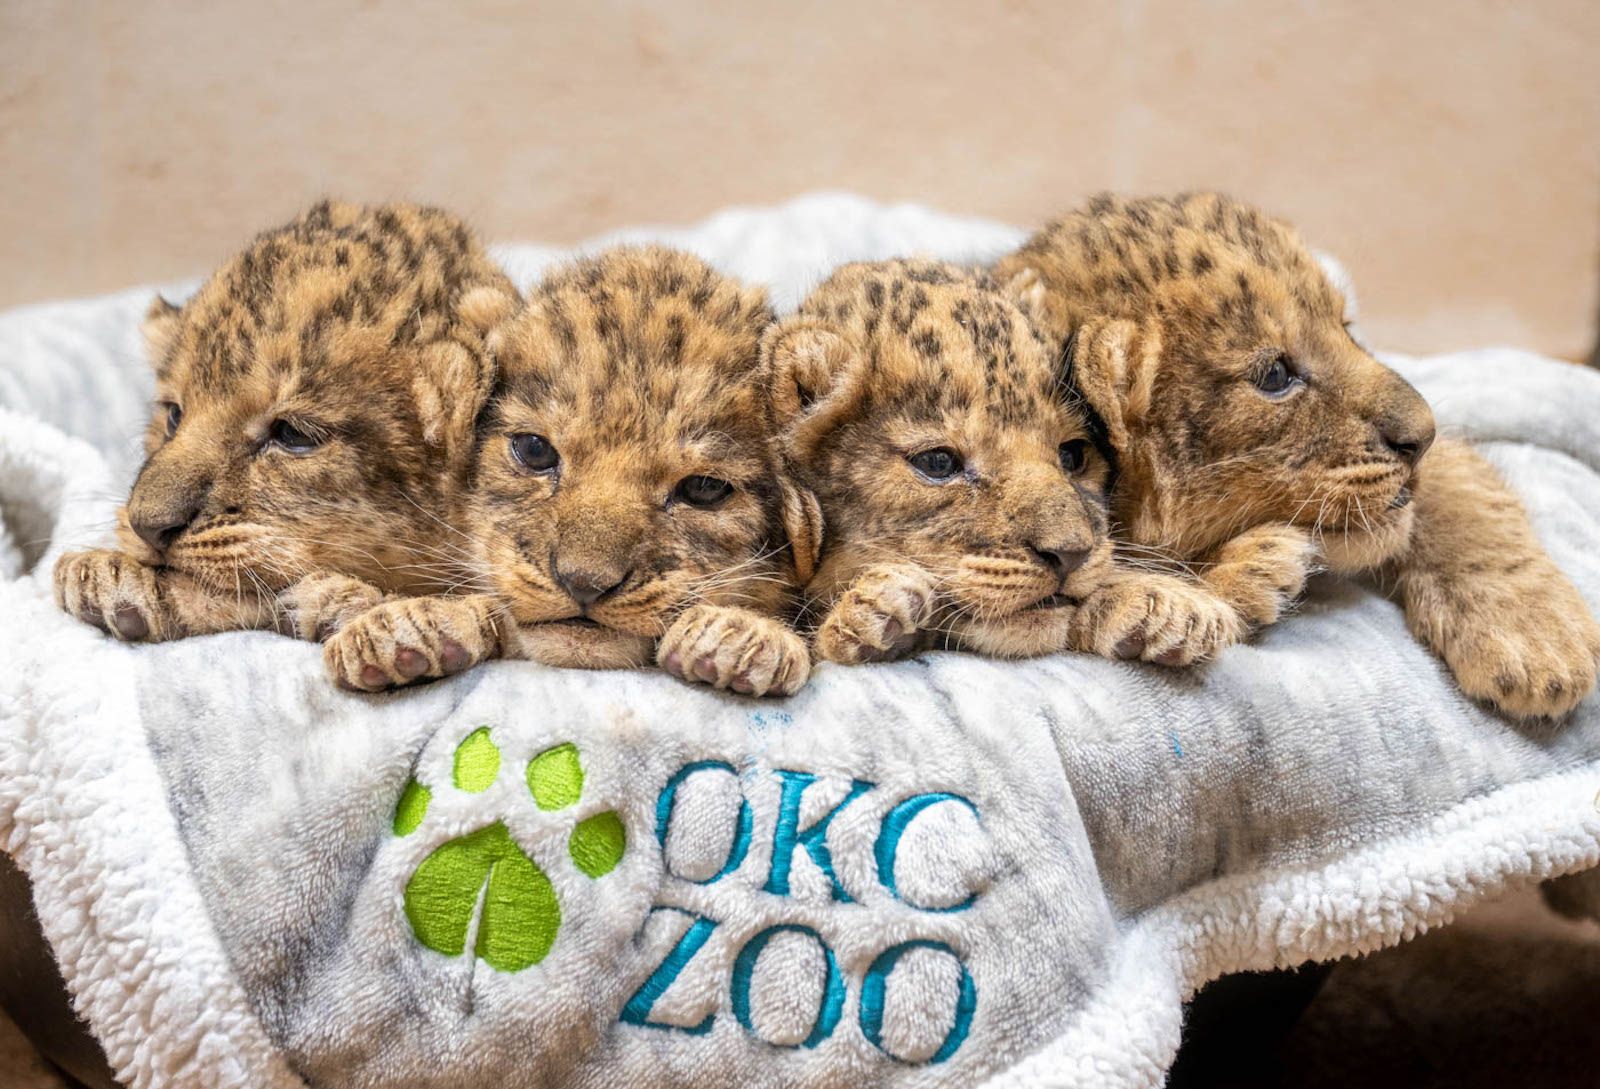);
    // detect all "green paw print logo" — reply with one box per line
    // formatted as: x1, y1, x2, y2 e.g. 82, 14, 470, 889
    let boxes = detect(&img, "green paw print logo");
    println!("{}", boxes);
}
393, 728, 626, 973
